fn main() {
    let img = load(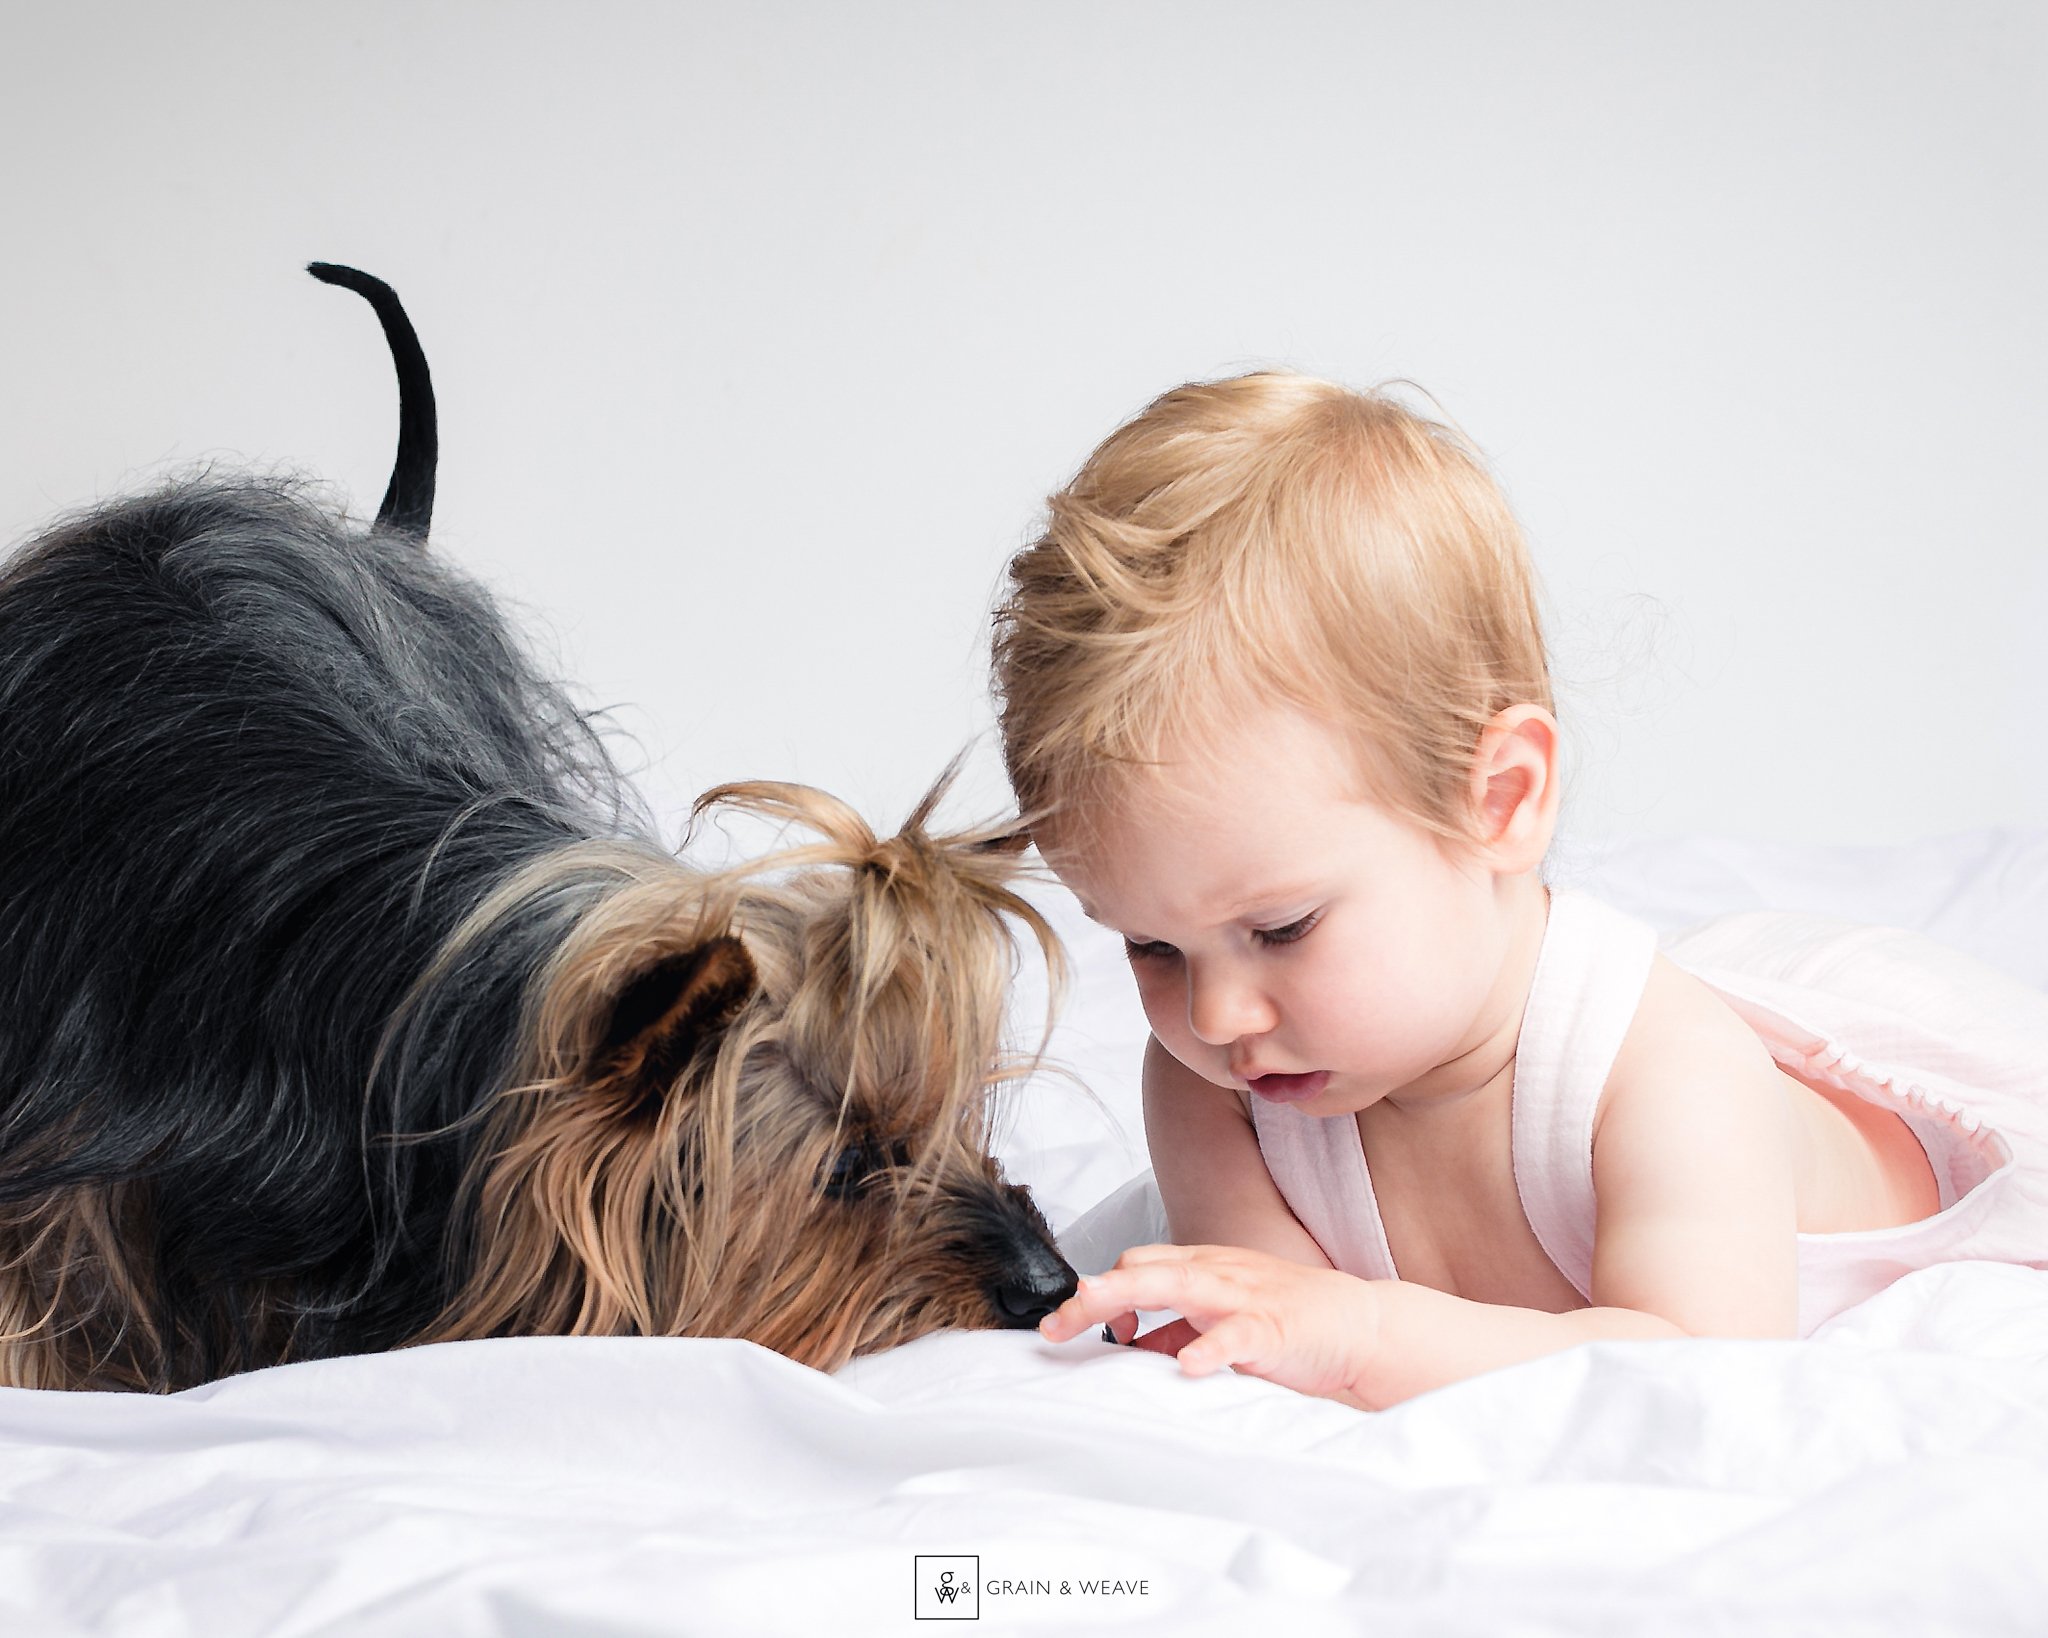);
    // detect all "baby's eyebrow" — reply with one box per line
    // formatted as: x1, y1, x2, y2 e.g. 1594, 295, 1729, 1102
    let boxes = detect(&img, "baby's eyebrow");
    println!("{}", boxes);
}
1076, 902, 1152, 941
1071, 886, 1318, 933
1216, 885, 1321, 920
